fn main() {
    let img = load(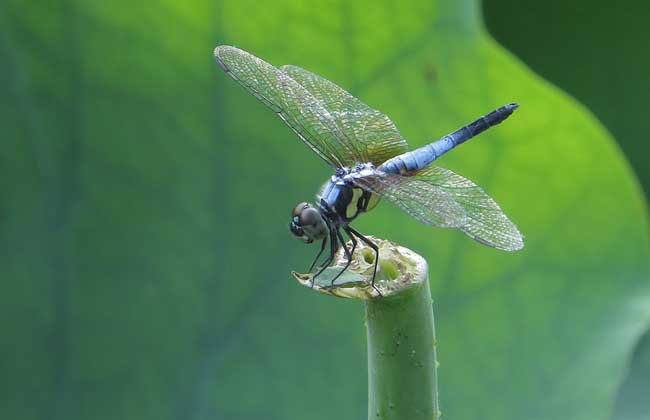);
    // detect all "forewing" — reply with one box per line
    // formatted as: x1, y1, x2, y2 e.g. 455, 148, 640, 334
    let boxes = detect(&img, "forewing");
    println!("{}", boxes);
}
353, 172, 468, 228
281, 65, 409, 166
412, 166, 524, 251
214, 46, 363, 167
